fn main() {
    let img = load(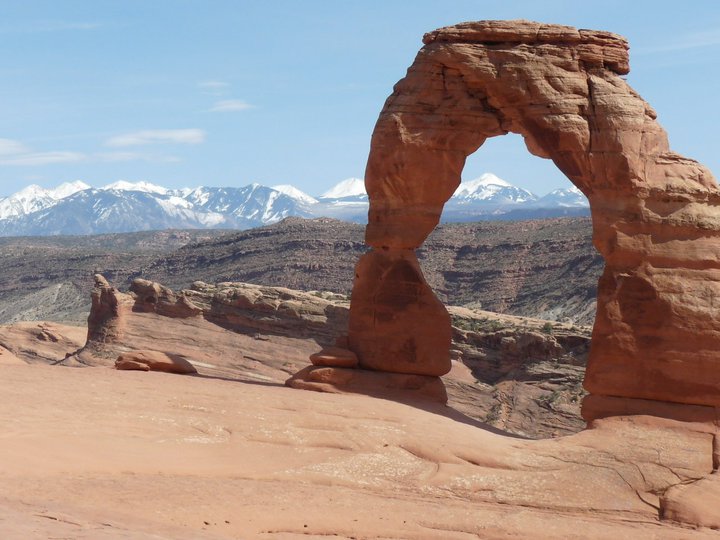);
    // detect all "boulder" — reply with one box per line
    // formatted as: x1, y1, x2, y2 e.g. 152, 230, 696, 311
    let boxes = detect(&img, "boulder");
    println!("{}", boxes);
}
286, 365, 448, 403
115, 350, 197, 375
